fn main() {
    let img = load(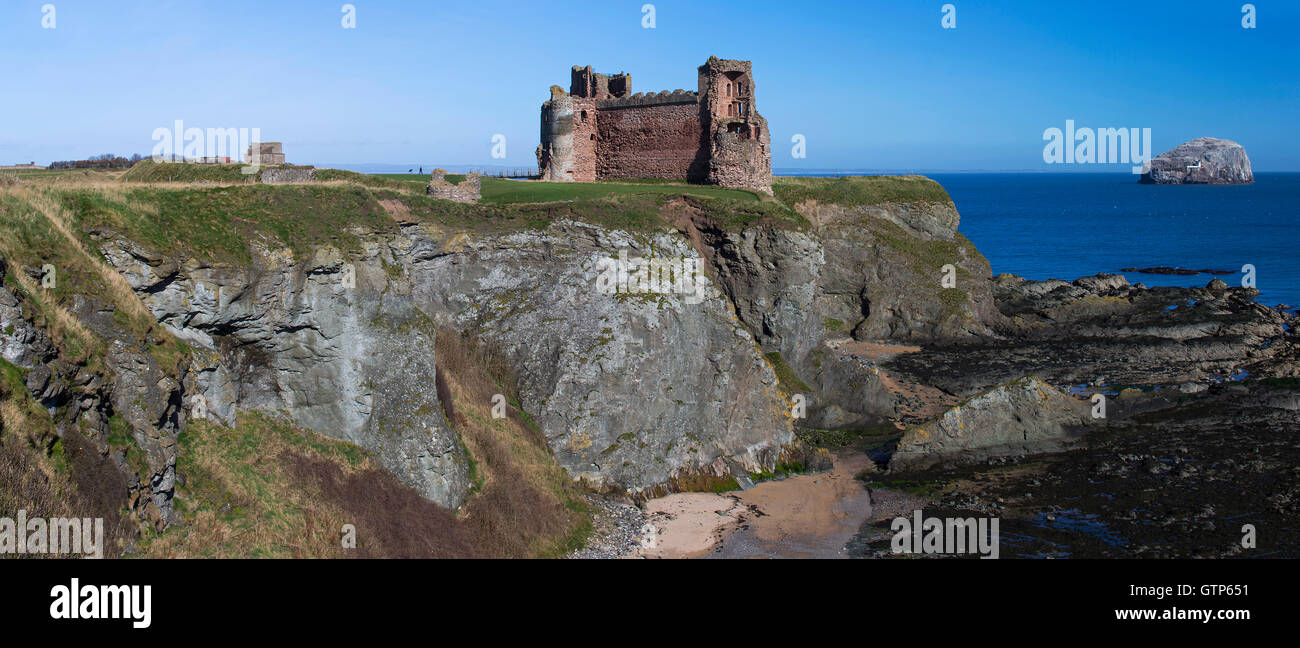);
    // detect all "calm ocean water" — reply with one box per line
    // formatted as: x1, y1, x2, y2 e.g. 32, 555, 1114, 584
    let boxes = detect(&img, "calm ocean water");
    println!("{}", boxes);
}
924, 173, 1299, 309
